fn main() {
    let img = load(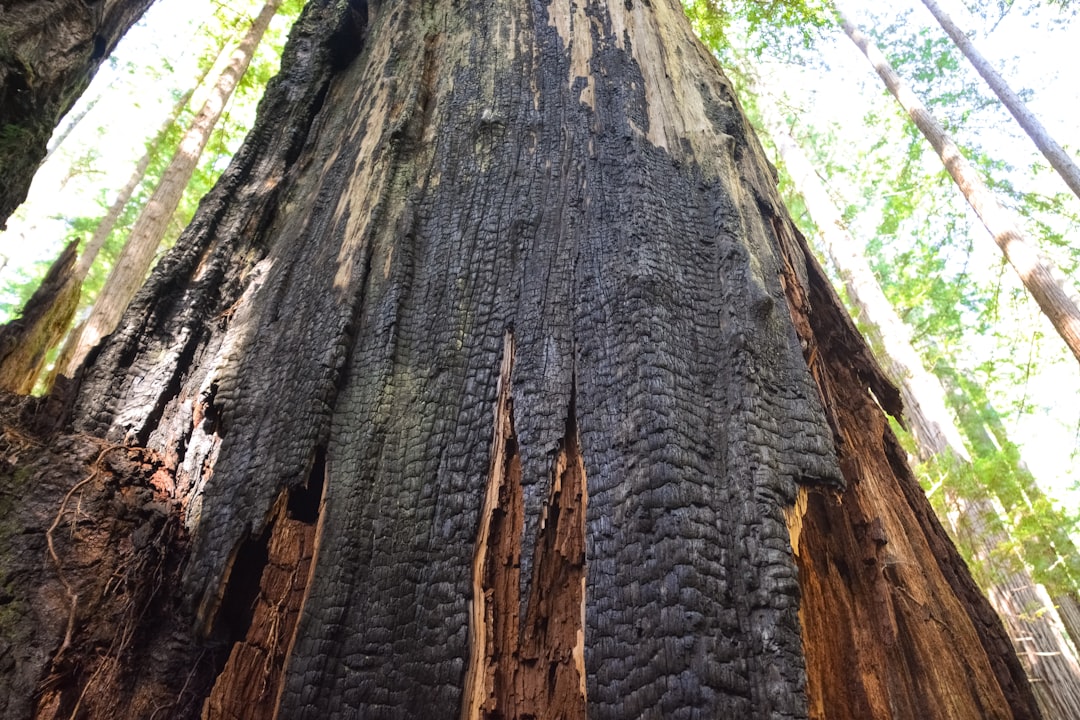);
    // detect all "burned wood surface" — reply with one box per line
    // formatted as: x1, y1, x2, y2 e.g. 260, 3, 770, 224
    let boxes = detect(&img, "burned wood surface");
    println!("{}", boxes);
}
0, 0, 1043, 718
